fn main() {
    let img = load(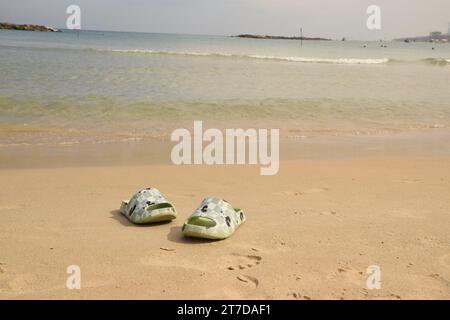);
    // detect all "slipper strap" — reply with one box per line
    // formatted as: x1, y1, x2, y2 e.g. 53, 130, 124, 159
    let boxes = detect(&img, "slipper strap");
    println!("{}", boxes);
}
192, 197, 242, 229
